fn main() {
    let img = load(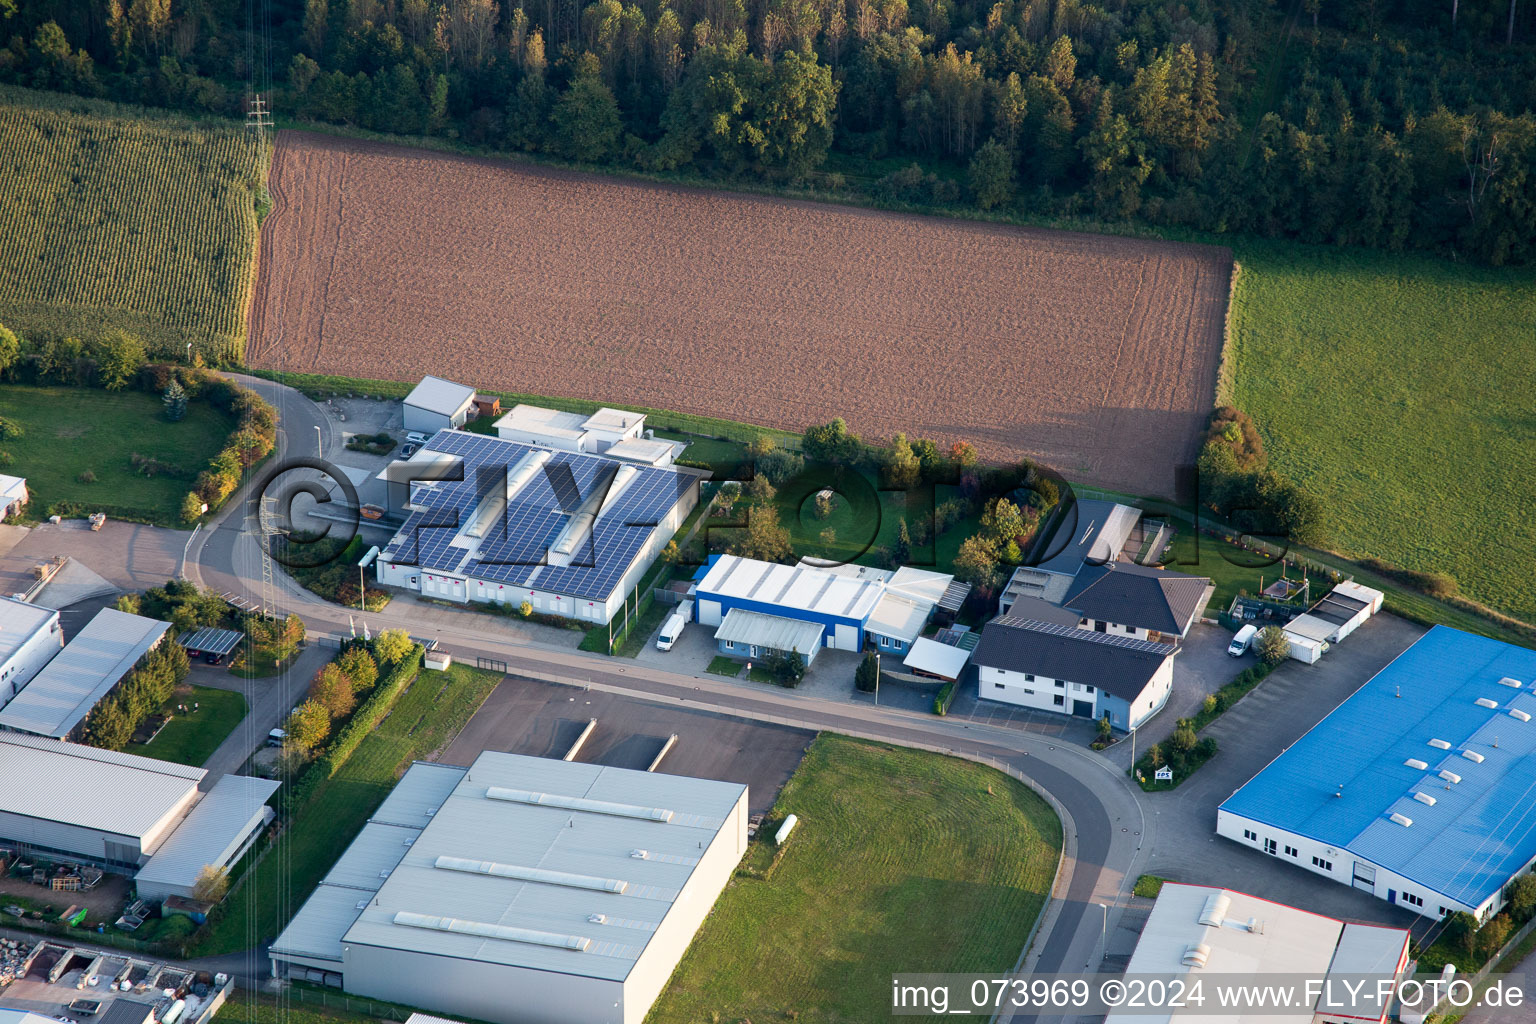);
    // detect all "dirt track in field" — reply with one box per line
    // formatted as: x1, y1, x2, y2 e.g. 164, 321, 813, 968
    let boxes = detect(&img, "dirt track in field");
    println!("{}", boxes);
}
249, 130, 1233, 496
